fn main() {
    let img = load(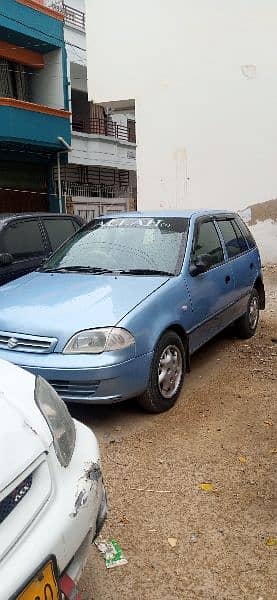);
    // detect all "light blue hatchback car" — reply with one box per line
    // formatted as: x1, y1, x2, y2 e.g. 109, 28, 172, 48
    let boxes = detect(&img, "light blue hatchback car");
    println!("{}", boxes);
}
0, 211, 265, 413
